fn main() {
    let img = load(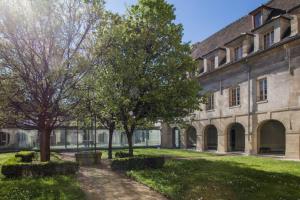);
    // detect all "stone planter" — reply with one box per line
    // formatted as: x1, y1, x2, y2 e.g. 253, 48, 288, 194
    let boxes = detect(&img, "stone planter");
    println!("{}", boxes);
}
75, 151, 102, 166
